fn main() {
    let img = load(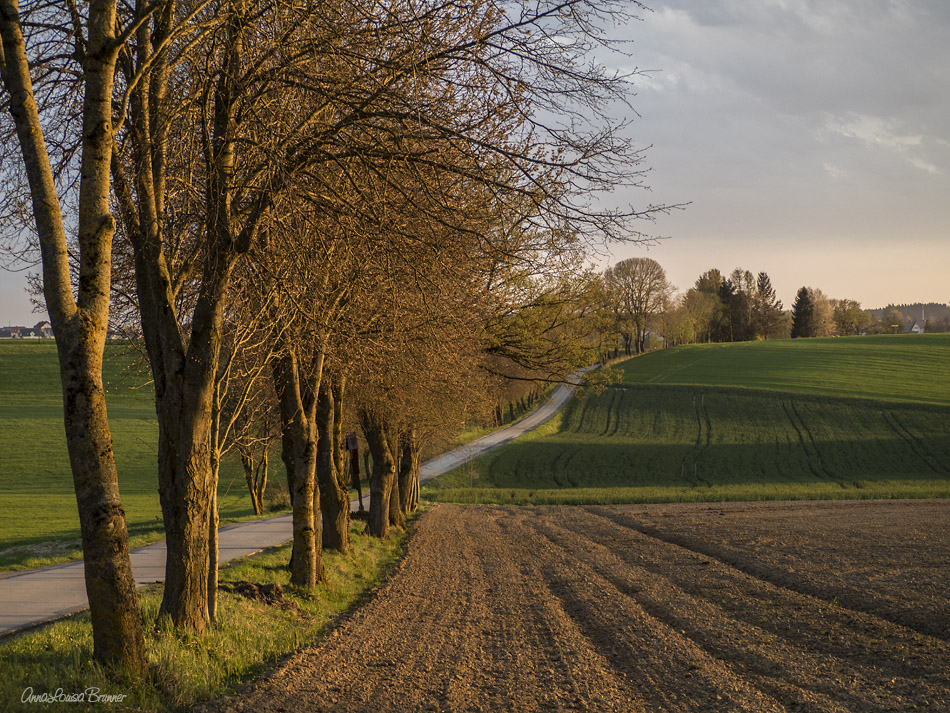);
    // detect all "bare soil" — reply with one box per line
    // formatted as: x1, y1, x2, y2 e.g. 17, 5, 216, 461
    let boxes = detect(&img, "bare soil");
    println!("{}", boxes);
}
199, 500, 950, 712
